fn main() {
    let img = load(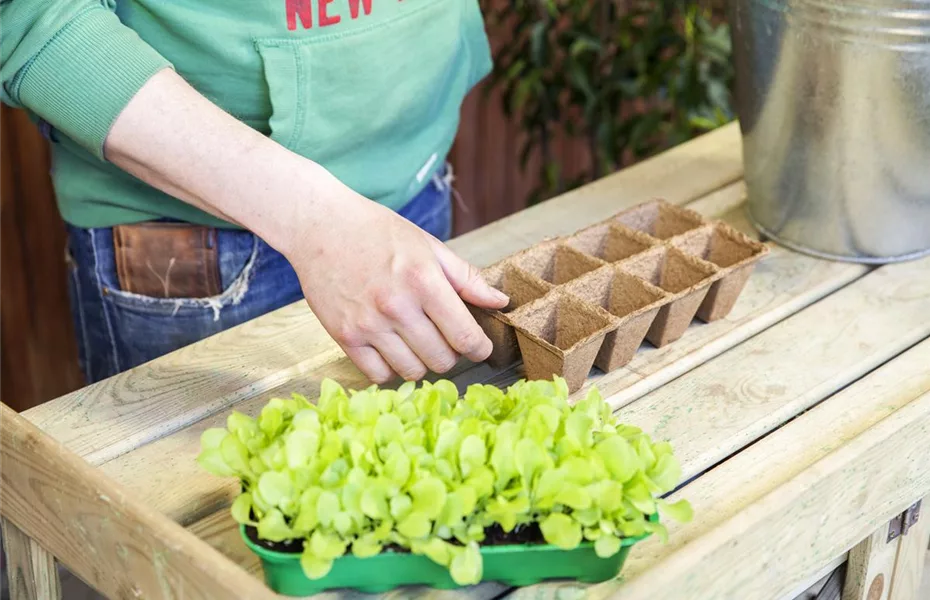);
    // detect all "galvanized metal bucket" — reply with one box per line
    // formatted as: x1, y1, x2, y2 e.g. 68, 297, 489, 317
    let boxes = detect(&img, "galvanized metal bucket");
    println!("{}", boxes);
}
730, 0, 930, 264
